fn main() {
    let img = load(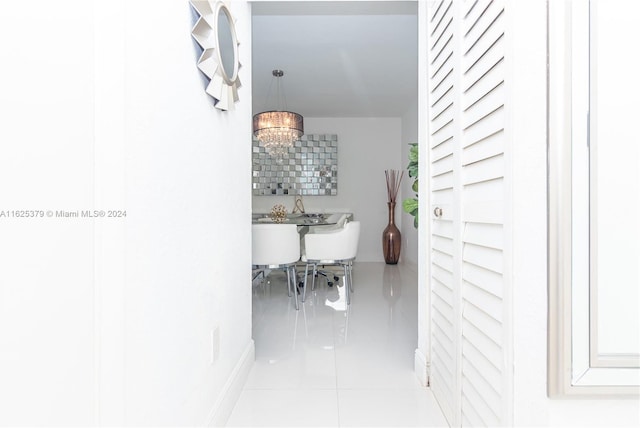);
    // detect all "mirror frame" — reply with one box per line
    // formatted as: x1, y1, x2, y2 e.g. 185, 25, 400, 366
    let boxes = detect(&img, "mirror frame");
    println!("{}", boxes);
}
190, 0, 241, 111
214, 2, 239, 86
